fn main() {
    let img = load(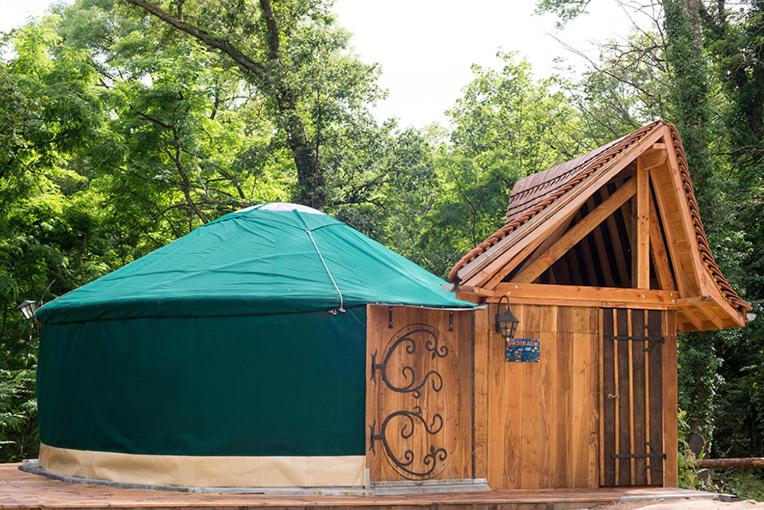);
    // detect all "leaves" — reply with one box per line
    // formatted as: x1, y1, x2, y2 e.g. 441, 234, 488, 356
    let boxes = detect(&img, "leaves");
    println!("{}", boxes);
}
0, 0, 762, 468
